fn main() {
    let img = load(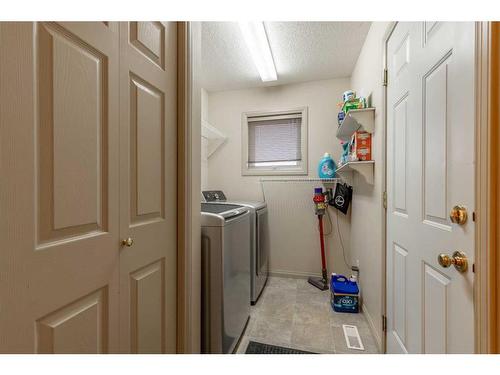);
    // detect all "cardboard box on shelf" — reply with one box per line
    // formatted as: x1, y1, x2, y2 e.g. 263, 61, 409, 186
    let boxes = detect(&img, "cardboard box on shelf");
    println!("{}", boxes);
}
350, 131, 372, 161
